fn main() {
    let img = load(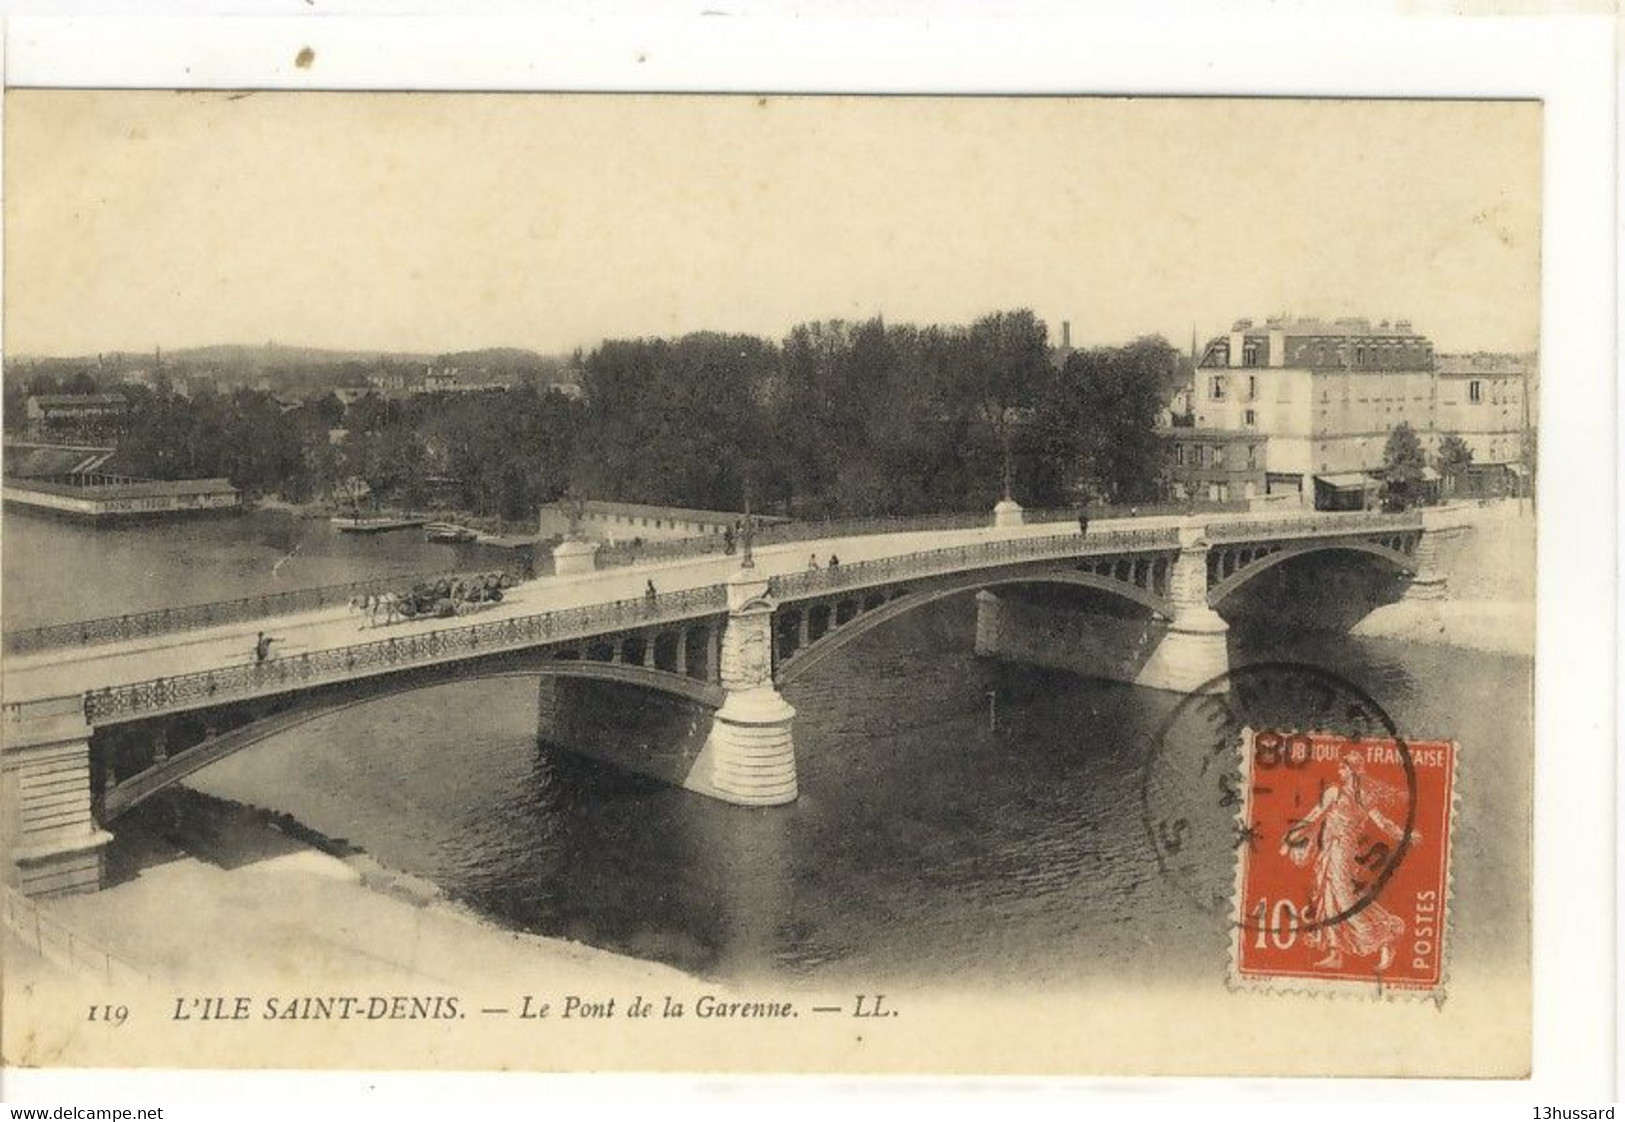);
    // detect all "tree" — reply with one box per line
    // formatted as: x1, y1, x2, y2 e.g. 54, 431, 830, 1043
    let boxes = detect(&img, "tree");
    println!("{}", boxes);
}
957, 310, 1054, 501
573, 333, 777, 513
1435, 433, 1473, 496
1036, 336, 1180, 505
1381, 422, 1427, 510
